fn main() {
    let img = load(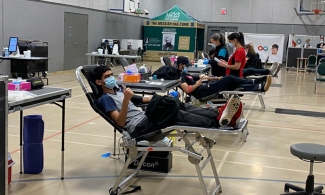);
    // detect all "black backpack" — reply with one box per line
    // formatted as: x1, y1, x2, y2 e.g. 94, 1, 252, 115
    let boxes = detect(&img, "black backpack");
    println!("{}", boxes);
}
145, 94, 181, 128
152, 66, 180, 80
